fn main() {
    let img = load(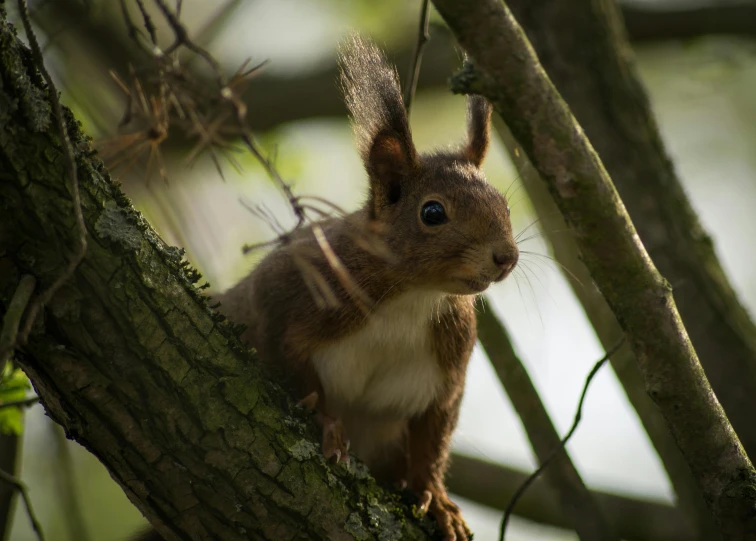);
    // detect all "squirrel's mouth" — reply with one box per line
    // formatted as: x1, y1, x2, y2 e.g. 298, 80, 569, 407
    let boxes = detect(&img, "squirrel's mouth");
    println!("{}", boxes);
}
458, 278, 491, 293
